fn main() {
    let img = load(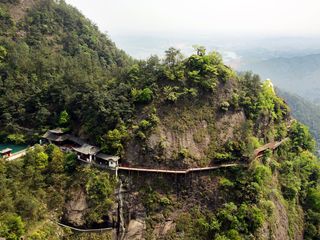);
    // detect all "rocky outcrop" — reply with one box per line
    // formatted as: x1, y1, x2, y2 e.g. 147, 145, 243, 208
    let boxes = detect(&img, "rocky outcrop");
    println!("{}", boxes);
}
64, 188, 88, 227
124, 219, 146, 240
9, 0, 38, 22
